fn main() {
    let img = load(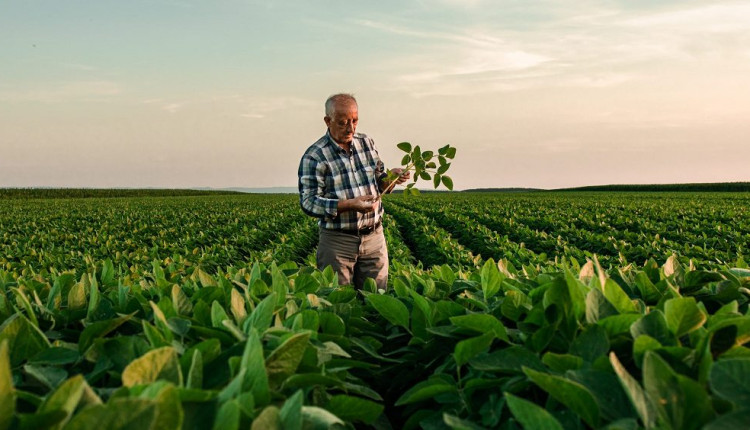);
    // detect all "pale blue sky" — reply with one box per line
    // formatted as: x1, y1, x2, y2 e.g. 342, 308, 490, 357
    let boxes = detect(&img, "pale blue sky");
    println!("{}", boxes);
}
2, 0, 749, 189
